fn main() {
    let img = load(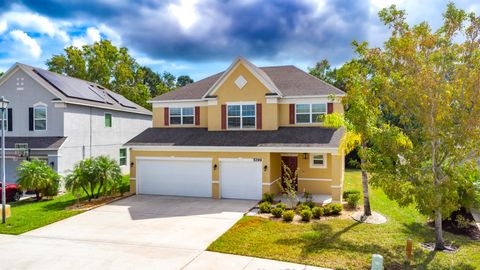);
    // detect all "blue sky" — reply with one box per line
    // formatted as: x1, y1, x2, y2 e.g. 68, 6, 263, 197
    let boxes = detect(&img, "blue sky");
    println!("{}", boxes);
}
0, 0, 479, 80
